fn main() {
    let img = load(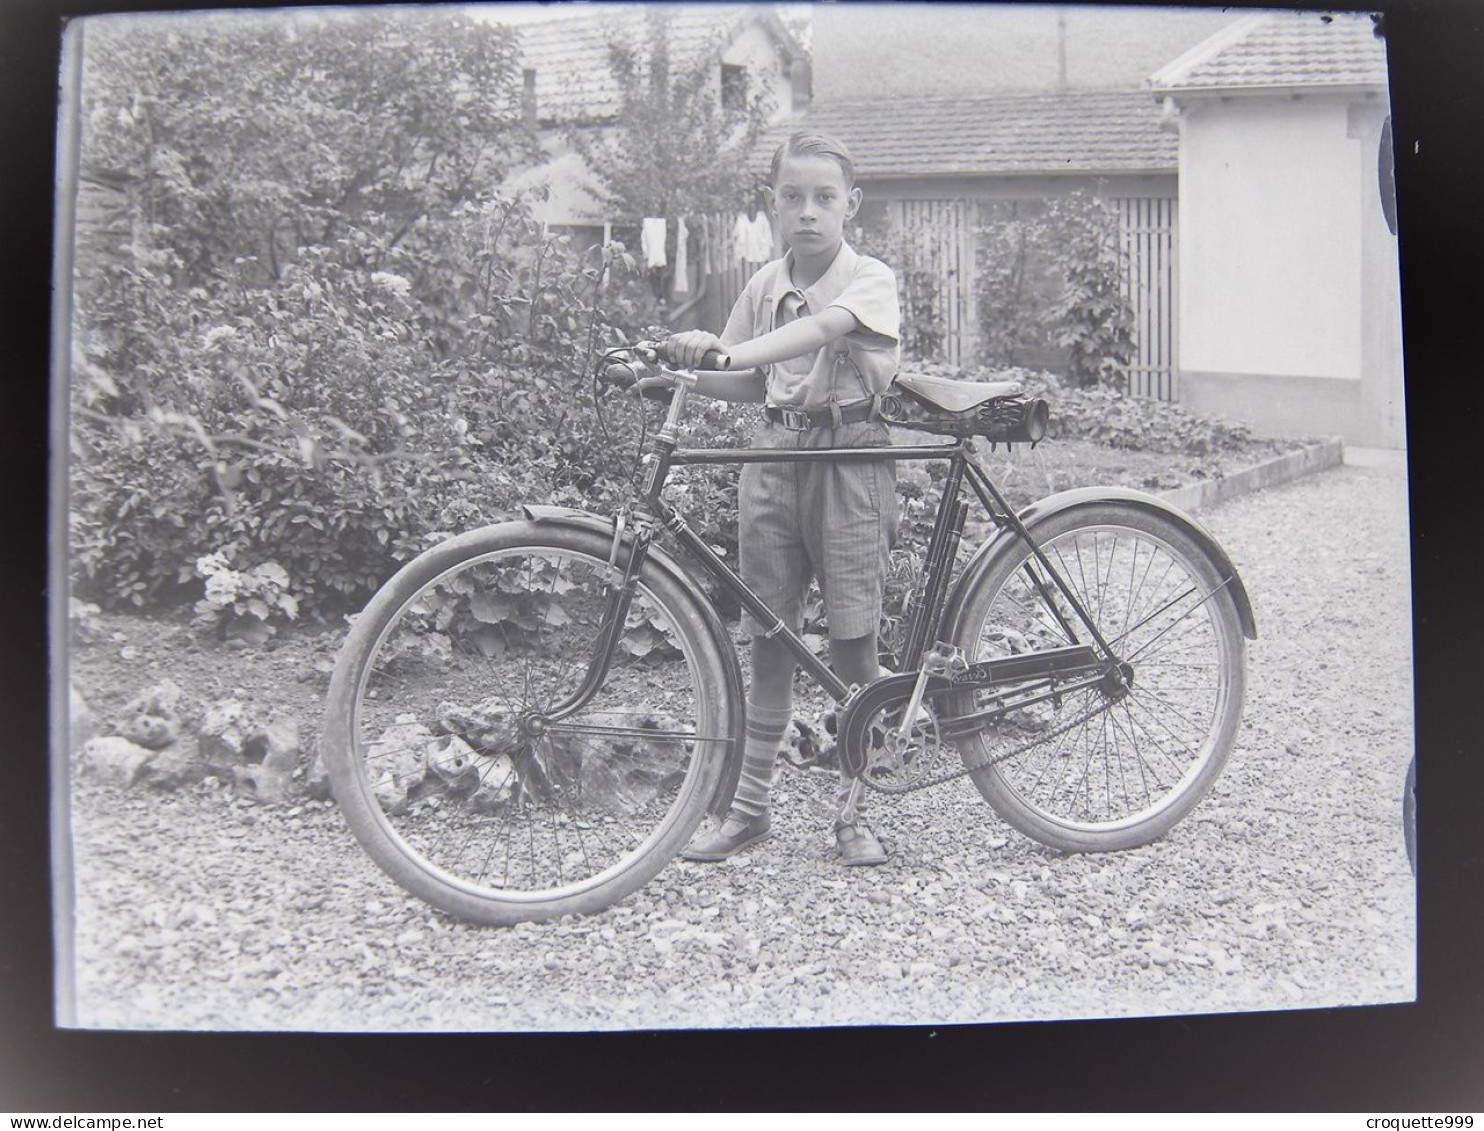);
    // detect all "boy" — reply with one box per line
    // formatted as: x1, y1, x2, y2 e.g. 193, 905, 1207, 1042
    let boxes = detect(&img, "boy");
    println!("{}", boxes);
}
663, 131, 900, 866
